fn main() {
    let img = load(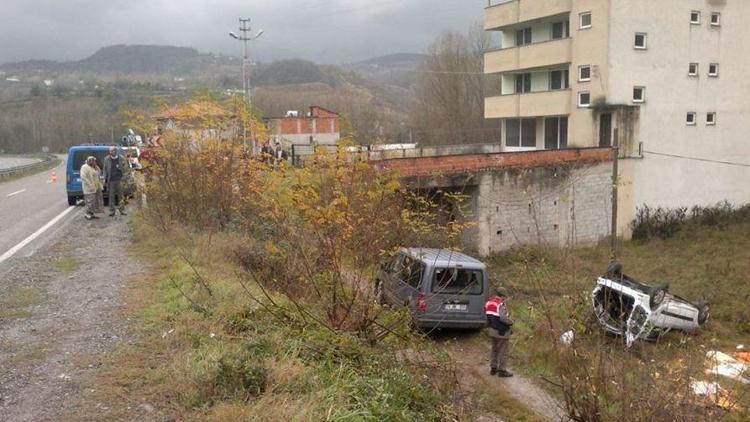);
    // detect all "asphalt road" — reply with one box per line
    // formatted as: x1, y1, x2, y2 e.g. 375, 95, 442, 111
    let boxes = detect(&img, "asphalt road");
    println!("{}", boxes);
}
0, 156, 42, 170
0, 157, 80, 269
